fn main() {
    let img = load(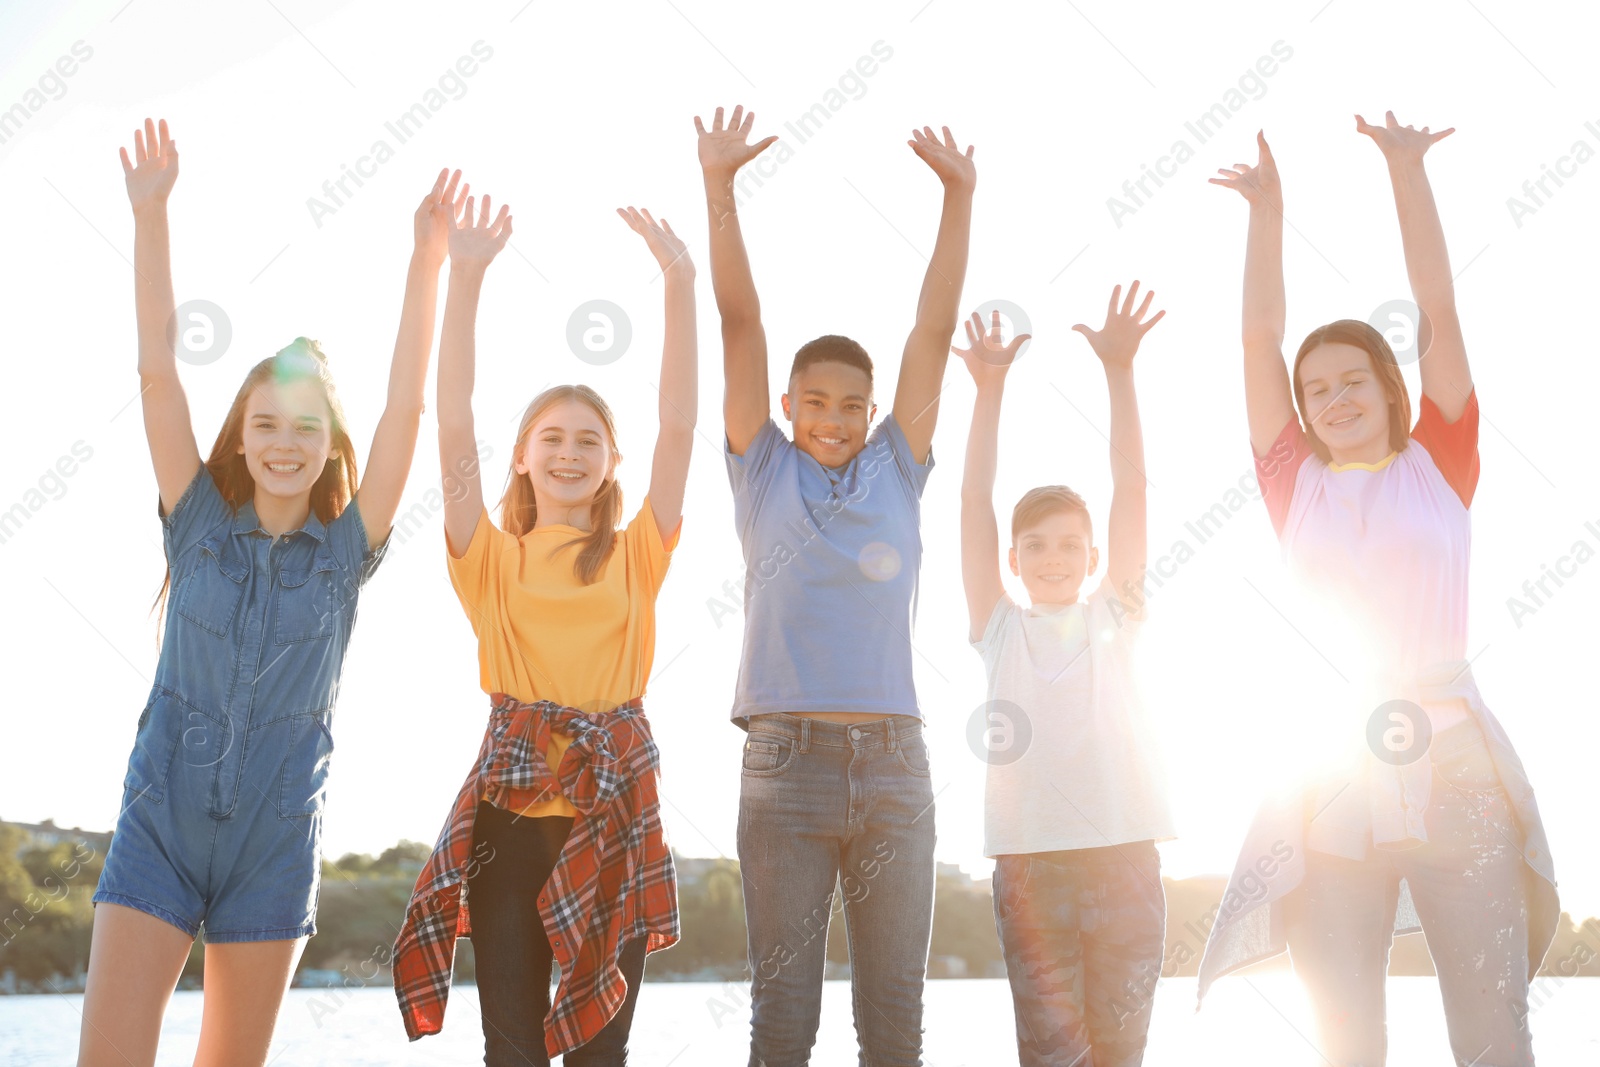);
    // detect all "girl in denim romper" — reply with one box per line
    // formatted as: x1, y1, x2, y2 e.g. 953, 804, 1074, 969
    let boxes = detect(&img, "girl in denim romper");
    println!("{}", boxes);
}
79, 118, 459, 1067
